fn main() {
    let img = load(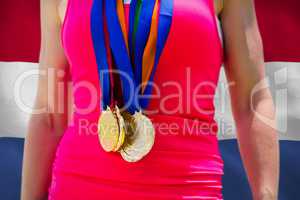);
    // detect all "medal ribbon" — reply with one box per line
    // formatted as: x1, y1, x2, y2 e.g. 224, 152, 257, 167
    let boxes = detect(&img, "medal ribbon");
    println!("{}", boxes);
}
132, 0, 156, 86
91, 0, 111, 109
105, 0, 139, 113
128, 0, 139, 57
116, 0, 129, 51
91, 0, 174, 112
141, 0, 159, 94
140, 0, 174, 108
